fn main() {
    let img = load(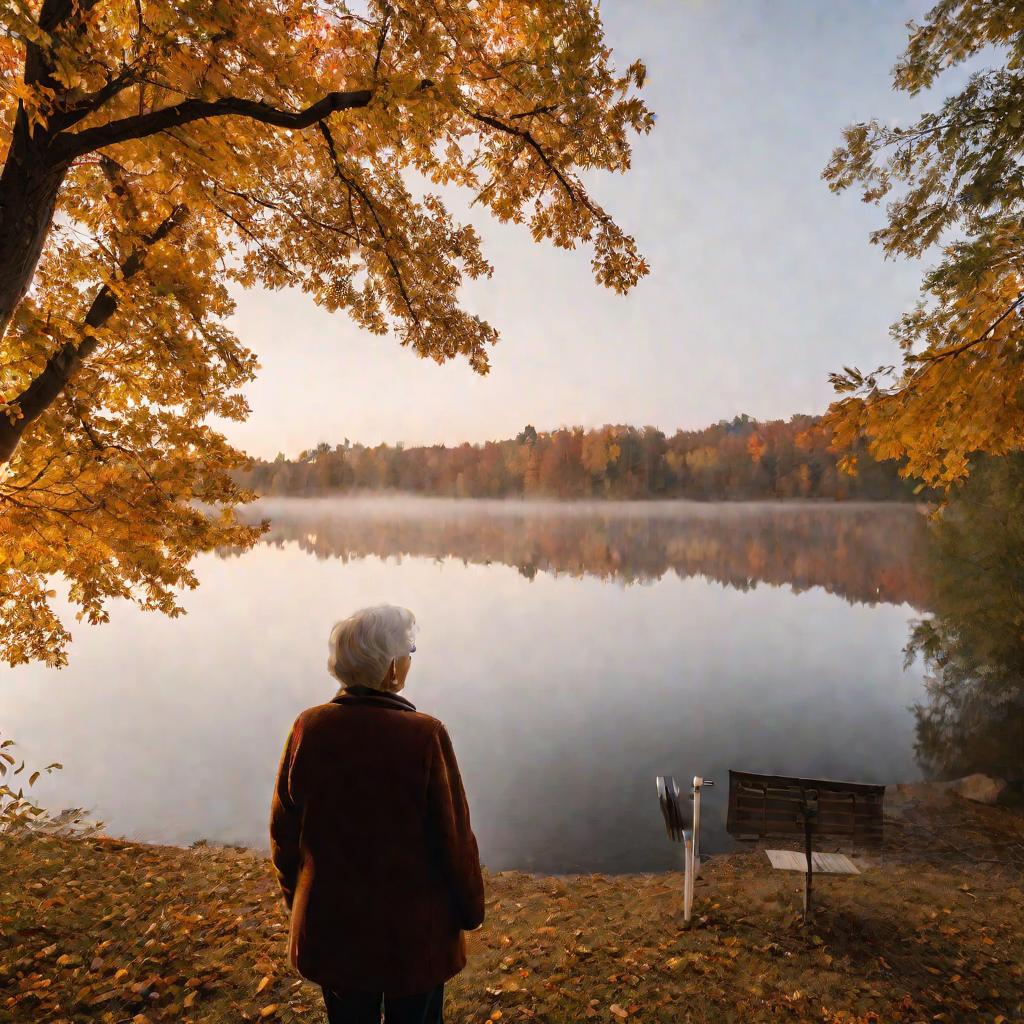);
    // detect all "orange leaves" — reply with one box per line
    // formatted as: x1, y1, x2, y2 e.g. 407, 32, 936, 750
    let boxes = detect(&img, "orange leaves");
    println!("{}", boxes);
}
4, 832, 1024, 1023
1, 0, 652, 670
825, 7, 1024, 490
746, 433, 766, 464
